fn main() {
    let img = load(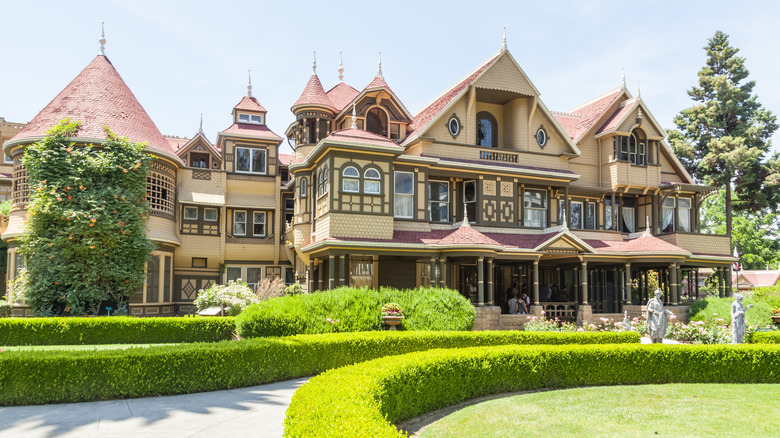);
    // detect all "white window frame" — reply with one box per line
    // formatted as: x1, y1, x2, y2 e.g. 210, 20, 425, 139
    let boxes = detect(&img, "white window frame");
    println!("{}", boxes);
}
463, 180, 477, 224
225, 265, 263, 290
364, 168, 381, 194
300, 177, 308, 198
678, 197, 692, 232
317, 165, 329, 198
586, 202, 596, 230
204, 208, 218, 222
394, 171, 414, 219
662, 197, 676, 232
233, 210, 247, 236
235, 147, 267, 175
183, 206, 198, 220
253, 211, 267, 237
629, 134, 638, 164
570, 201, 584, 229
238, 113, 263, 124
342, 166, 360, 193
523, 189, 547, 228
638, 142, 646, 166
428, 180, 450, 222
